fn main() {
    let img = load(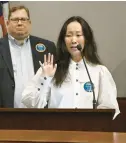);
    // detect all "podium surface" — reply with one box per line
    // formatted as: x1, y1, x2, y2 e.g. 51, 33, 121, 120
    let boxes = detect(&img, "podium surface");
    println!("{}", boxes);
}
0, 108, 114, 131
0, 130, 126, 143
